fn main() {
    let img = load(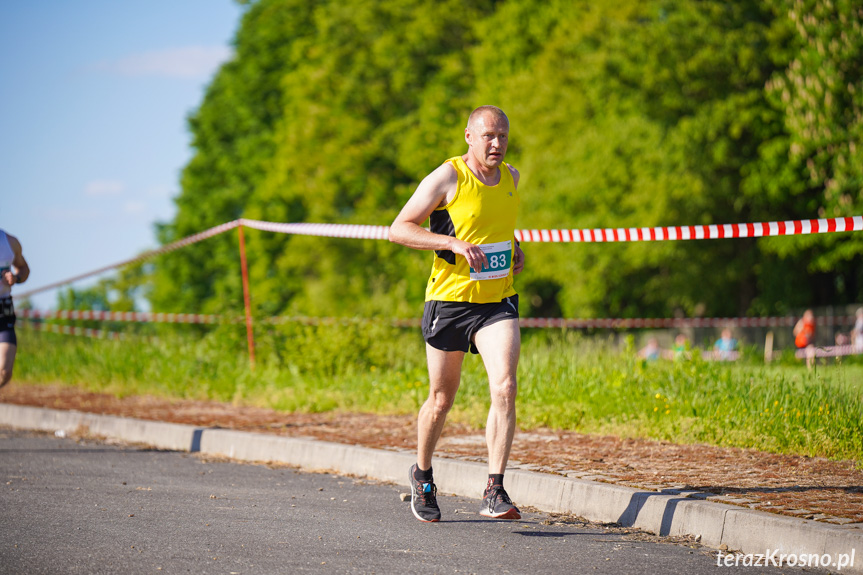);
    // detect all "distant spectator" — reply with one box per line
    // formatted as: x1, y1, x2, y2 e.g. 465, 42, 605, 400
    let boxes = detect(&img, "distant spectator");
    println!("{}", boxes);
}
852, 308, 863, 354
639, 337, 660, 361
713, 328, 738, 360
672, 333, 689, 360
794, 310, 815, 348
794, 309, 816, 368
834, 332, 849, 347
